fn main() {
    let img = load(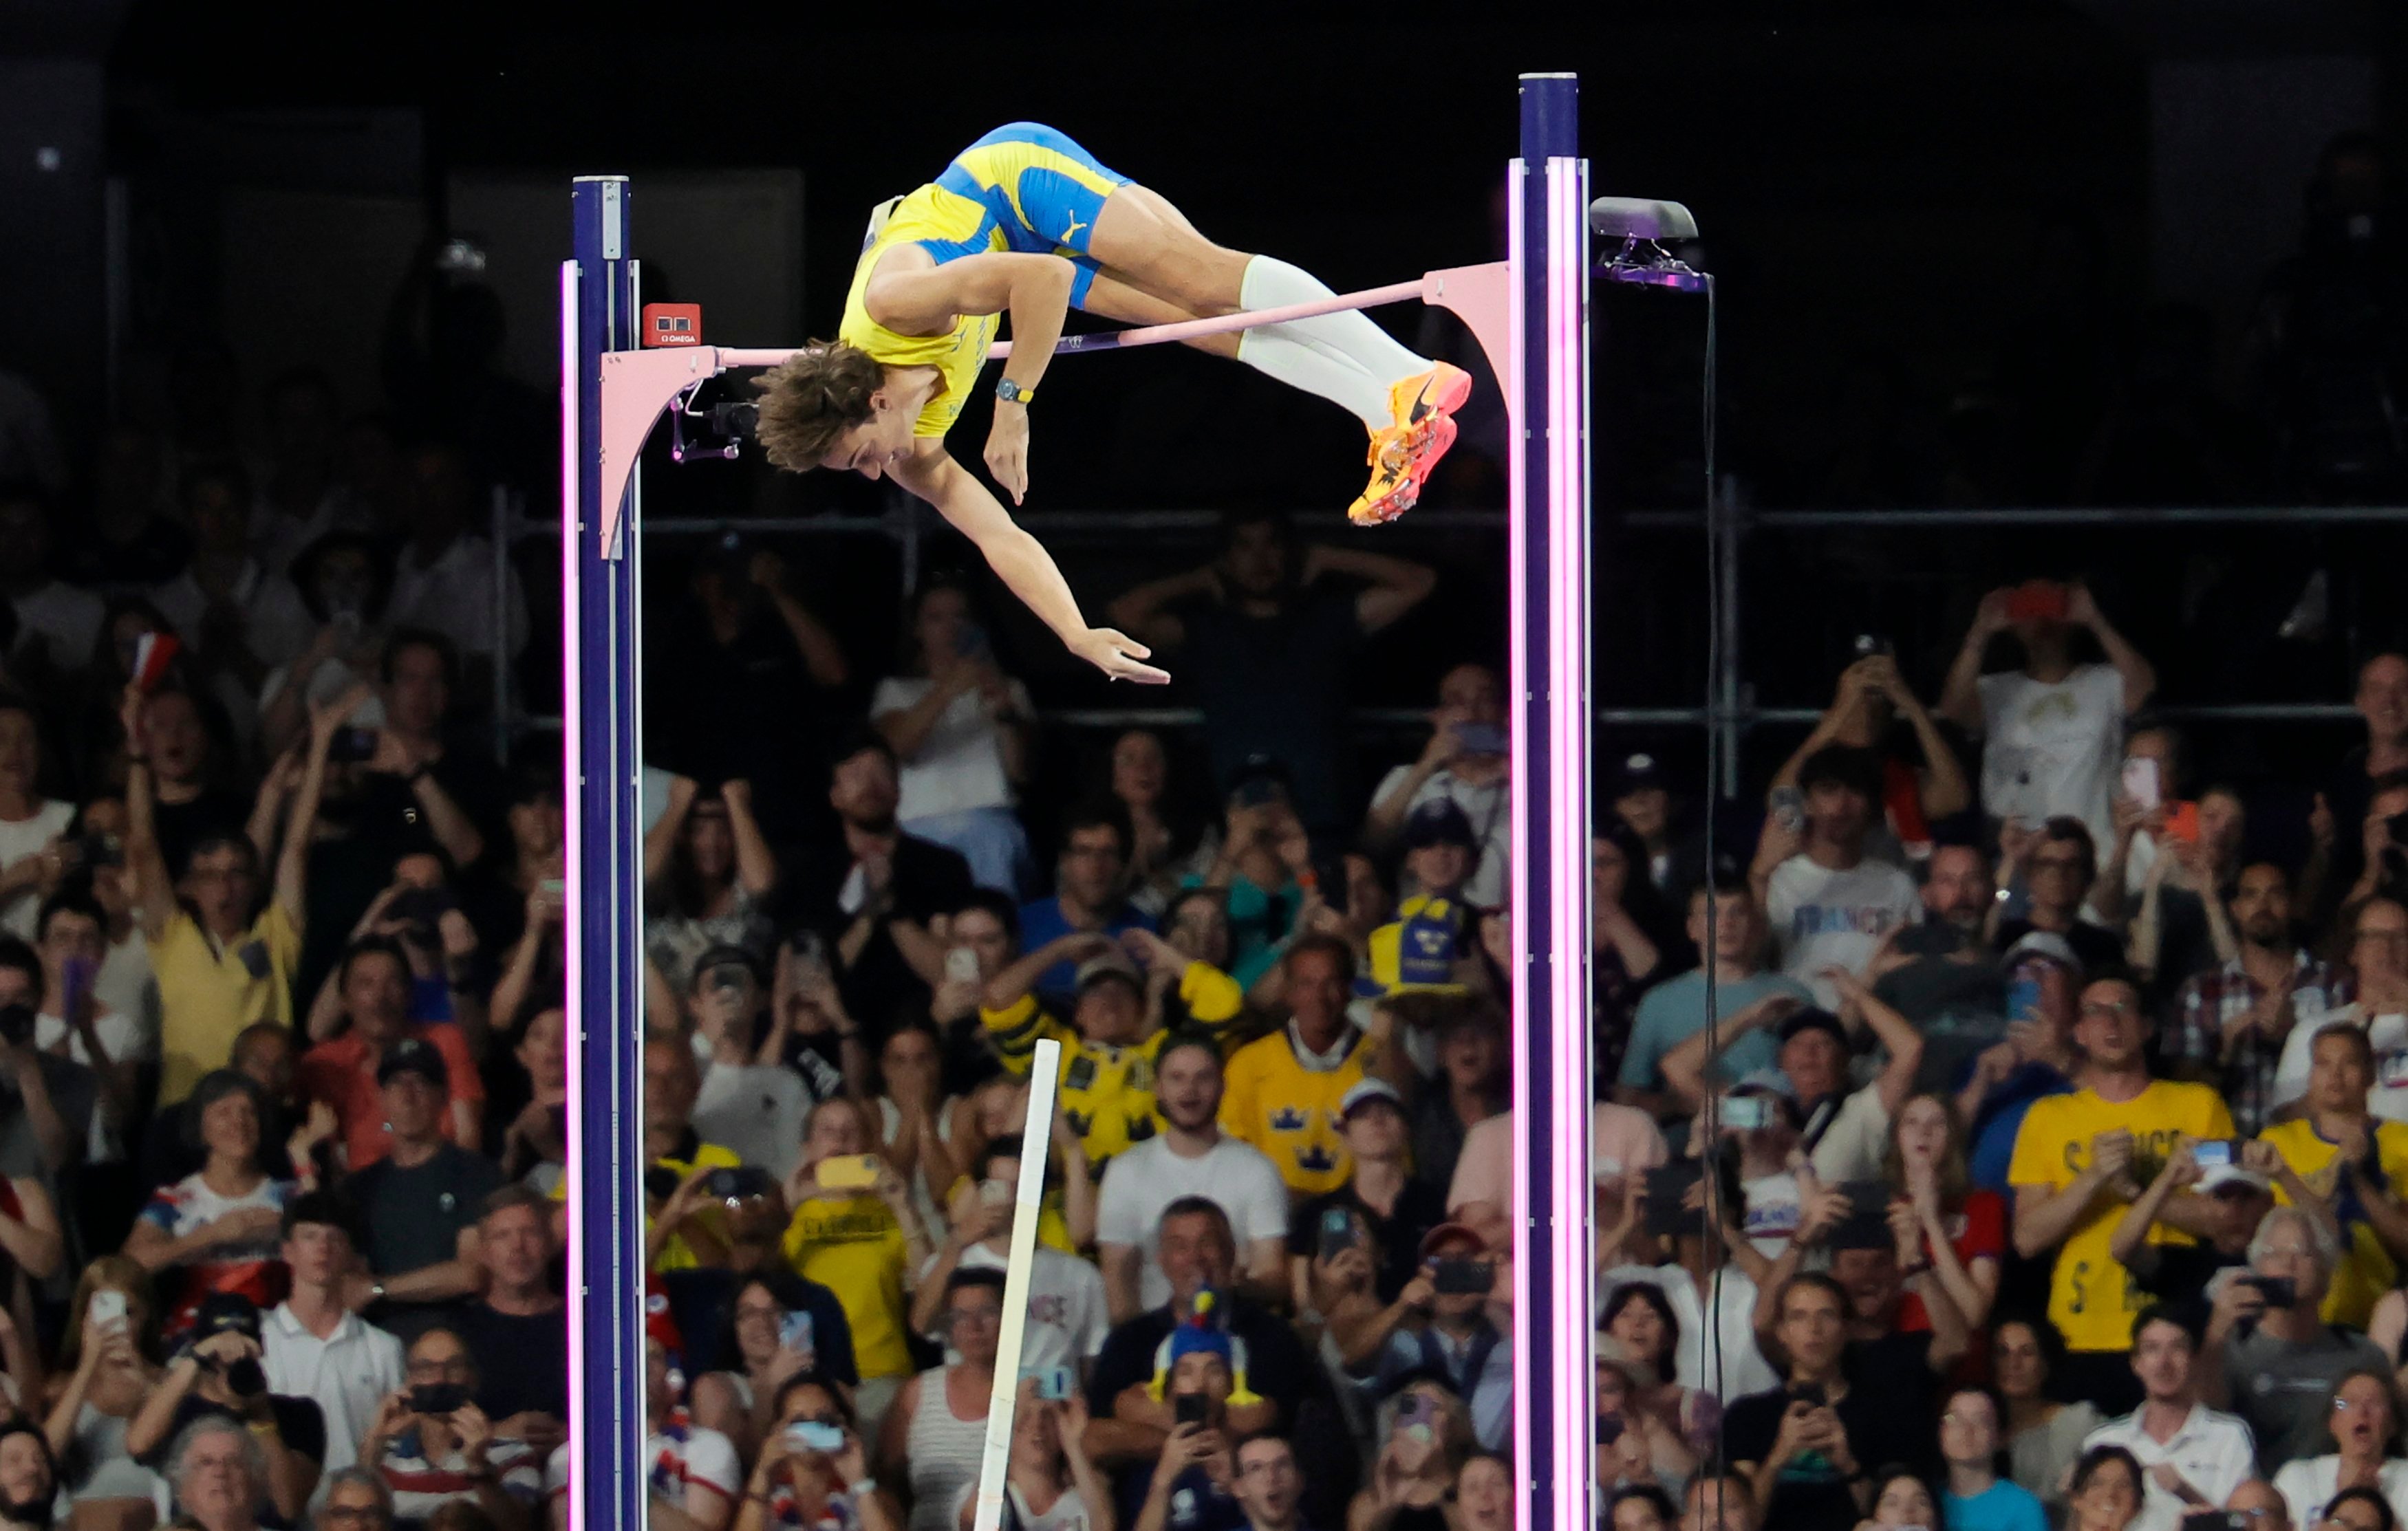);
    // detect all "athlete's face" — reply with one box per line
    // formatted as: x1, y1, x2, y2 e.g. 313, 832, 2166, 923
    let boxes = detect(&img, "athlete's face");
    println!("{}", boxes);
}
828, 389, 915, 479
